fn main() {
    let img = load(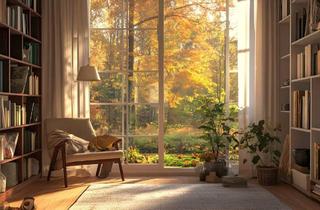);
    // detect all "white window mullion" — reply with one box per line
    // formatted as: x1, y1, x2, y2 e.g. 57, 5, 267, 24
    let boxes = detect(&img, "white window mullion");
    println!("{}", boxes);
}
158, 0, 165, 168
